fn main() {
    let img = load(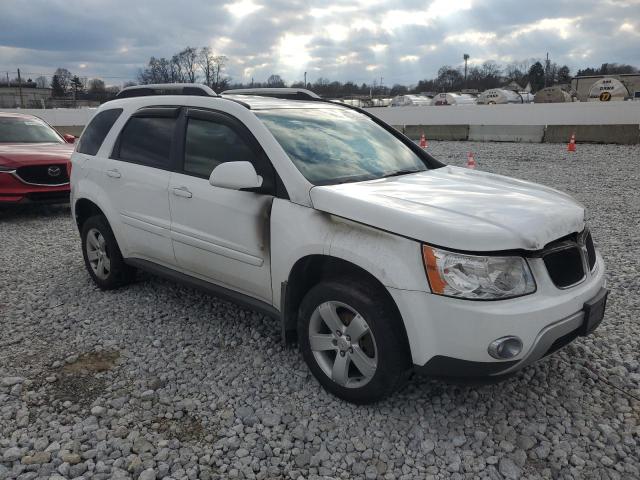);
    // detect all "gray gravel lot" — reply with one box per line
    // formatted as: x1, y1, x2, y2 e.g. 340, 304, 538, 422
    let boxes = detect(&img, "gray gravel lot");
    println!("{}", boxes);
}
1, 141, 639, 480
